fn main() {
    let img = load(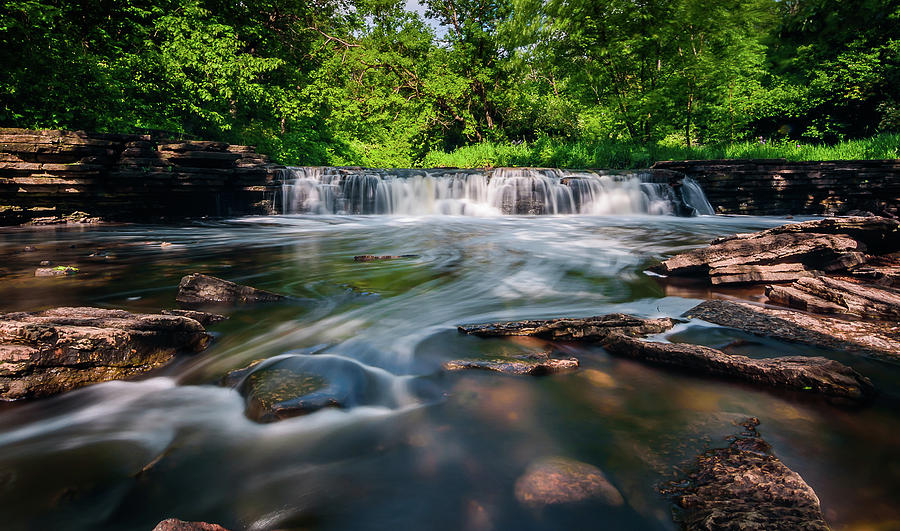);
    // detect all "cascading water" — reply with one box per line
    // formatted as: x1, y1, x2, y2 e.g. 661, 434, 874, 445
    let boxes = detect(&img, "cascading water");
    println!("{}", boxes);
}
280, 167, 715, 216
